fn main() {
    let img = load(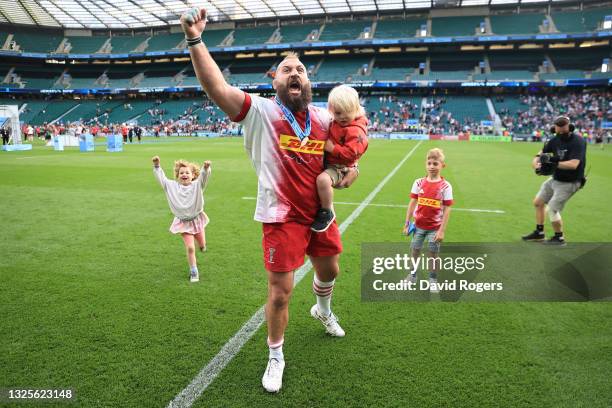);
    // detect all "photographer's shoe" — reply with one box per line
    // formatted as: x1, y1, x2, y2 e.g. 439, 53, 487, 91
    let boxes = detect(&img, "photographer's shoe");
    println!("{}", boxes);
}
522, 230, 545, 241
311, 208, 335, 233
543, 235, 567, 246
